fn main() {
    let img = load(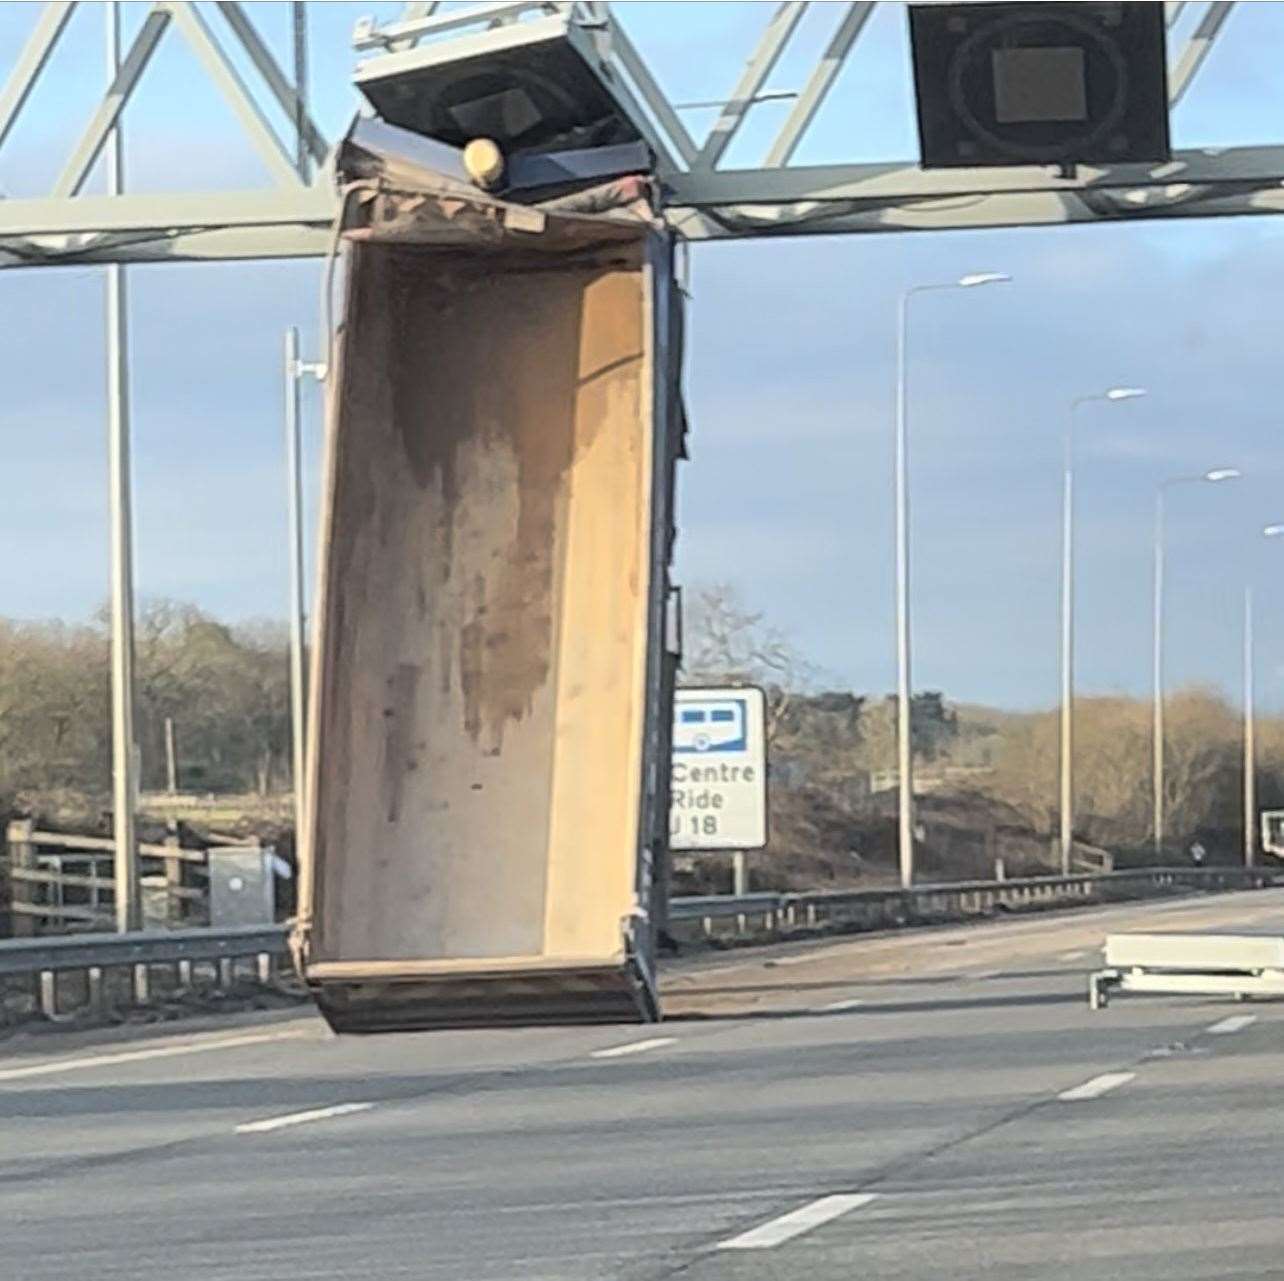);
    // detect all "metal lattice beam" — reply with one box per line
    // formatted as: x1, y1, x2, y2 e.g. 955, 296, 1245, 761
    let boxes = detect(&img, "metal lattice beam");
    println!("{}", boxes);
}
217, 1, 328, 171
163, 0, 301, 187
1170, 1, 1235, 106
608, 18, 699, 167
0, 187, 336, 263
0, 0, 1272, 263
353, 1, 544, 52
52, 7, 170, 198
764, 2, 874, 168
0, 0, 75, 152
0, 1, 335, 267
693, 1, 808, 170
